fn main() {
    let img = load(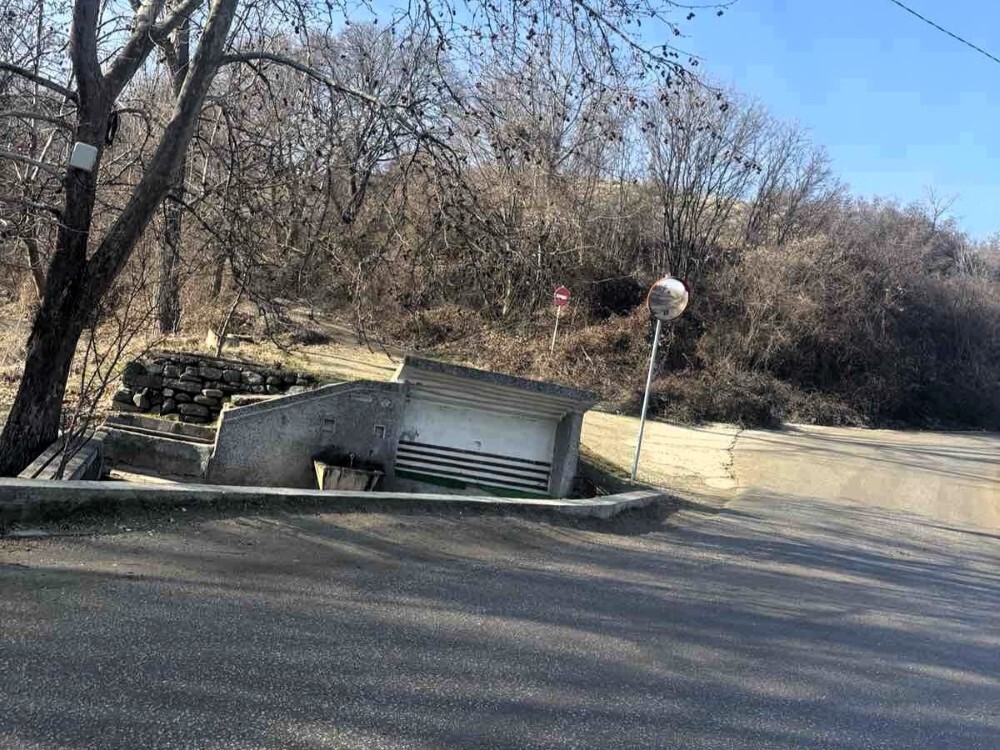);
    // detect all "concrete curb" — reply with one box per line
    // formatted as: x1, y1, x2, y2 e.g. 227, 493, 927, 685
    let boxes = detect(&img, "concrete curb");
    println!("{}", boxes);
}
0, 478, 666, 525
